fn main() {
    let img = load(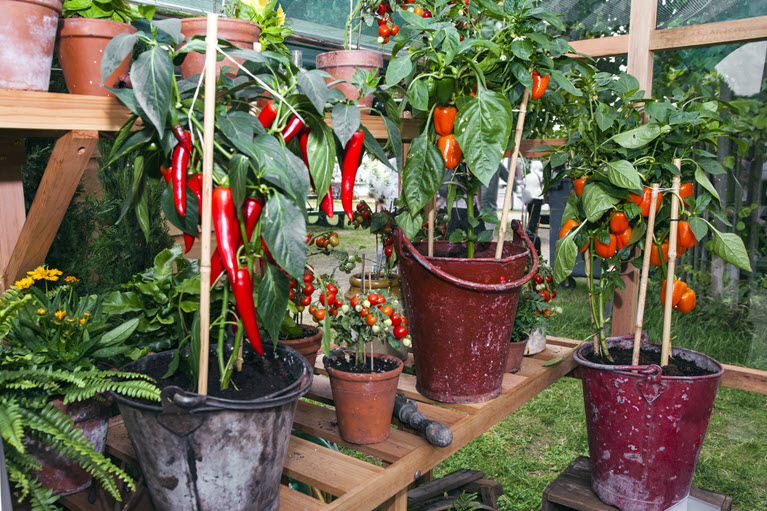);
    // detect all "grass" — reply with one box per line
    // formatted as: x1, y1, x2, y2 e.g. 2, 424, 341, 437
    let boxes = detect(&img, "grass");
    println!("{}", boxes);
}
312, 221, 767, 510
